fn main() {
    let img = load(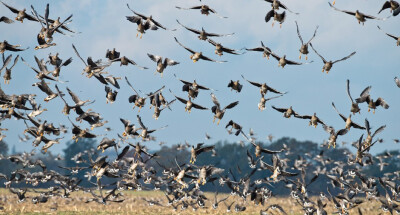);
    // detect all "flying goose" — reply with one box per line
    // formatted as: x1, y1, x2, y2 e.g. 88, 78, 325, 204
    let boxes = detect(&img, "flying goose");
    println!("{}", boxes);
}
355, 86, 389, 113
105, 86, 118, 104
125, 76, 165, 112
258, 95, 283, 111
105, 48, 120, 61
346, 79, 361, 115
272, 106, 300, 118
261, 155, 298, 181
332, 102, 365, 130
72, 44, 110, 79
295, 113, 326, 128
147, 53, 179, 77
227, 80, 242, 93
0, 16, 13, 24
310, 43, 356, 74
267, 50, 306, 68
175, 37, 226, 63
211, 93, 239, 125
364, 119, 386, 147
136, 115, 167, 140
263, 0, 298, 14
395, 77, 400, 88
207, 39, 243, 56
30, 4, 73, 45
32, 80, 58, 102
295, 21, 319, 60
126, 4, 176, 38
174, 95, 208, 113
250, 142, 284, 157
378, 0, 399, 14
0, 40, 28, 53
177, 20, 234, 40
176, 5, 227, 18
152, 93, 175, 120
329, 3, 385, 25
241, 75, 286, 96
111, 56, 148, 70
190, 143, 215, 164
175, 75, 211, 99
322, 125, 348, 148
246, 41, 272, 59
265, 10, 286, 28
0, 54, 19, 84
1, 1, 38, 23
